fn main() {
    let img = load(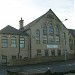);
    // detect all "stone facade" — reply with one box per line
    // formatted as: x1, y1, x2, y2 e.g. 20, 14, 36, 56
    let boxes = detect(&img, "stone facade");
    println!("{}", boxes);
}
0, 9, 74, 66
24, 9, 75, 59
